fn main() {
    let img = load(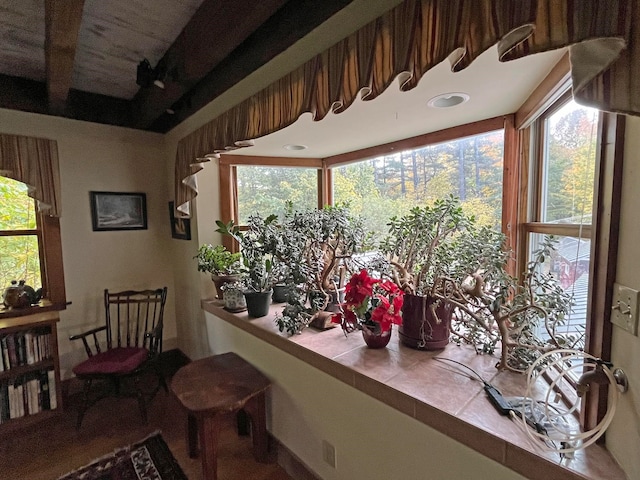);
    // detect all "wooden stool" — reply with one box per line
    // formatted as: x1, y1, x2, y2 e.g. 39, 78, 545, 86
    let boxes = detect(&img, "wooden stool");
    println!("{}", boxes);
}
170, 352, 271, 480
